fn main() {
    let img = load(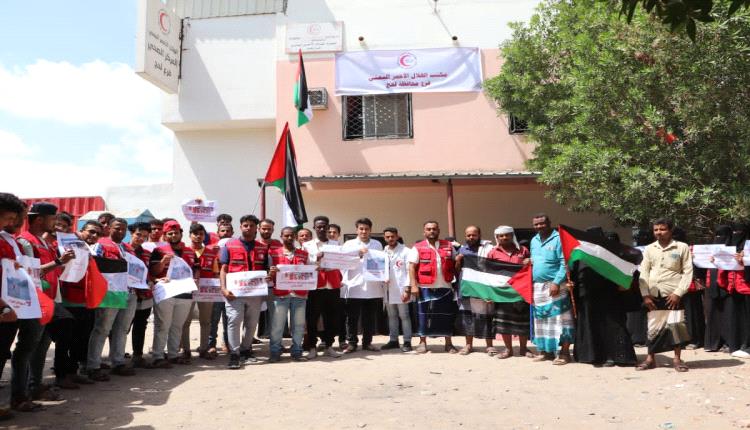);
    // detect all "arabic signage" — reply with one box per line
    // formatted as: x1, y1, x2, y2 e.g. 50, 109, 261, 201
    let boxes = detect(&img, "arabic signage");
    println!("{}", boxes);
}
335, 47, 483, 96
286, 22, 343, 53
135, 0, 181, 94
